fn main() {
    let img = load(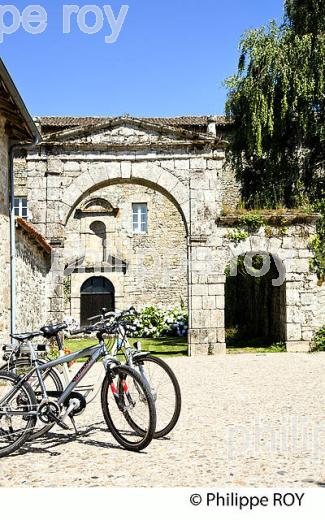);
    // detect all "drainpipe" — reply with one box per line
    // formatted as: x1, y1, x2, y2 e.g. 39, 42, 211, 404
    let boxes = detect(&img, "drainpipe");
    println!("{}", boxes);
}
9, 135, 40, 337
